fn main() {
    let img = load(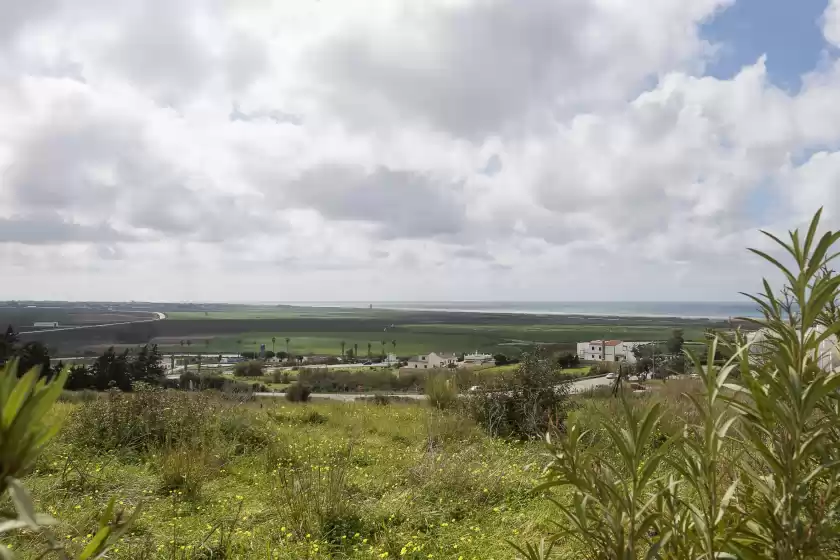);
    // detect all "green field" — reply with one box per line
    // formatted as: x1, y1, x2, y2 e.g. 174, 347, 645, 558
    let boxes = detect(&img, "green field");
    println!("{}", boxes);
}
151, 324, 713, 358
